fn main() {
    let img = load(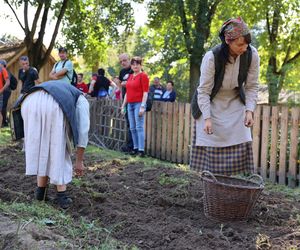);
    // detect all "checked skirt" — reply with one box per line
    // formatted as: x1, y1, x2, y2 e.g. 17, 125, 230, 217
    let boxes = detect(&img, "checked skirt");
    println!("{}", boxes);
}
190, 124, 254, 176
